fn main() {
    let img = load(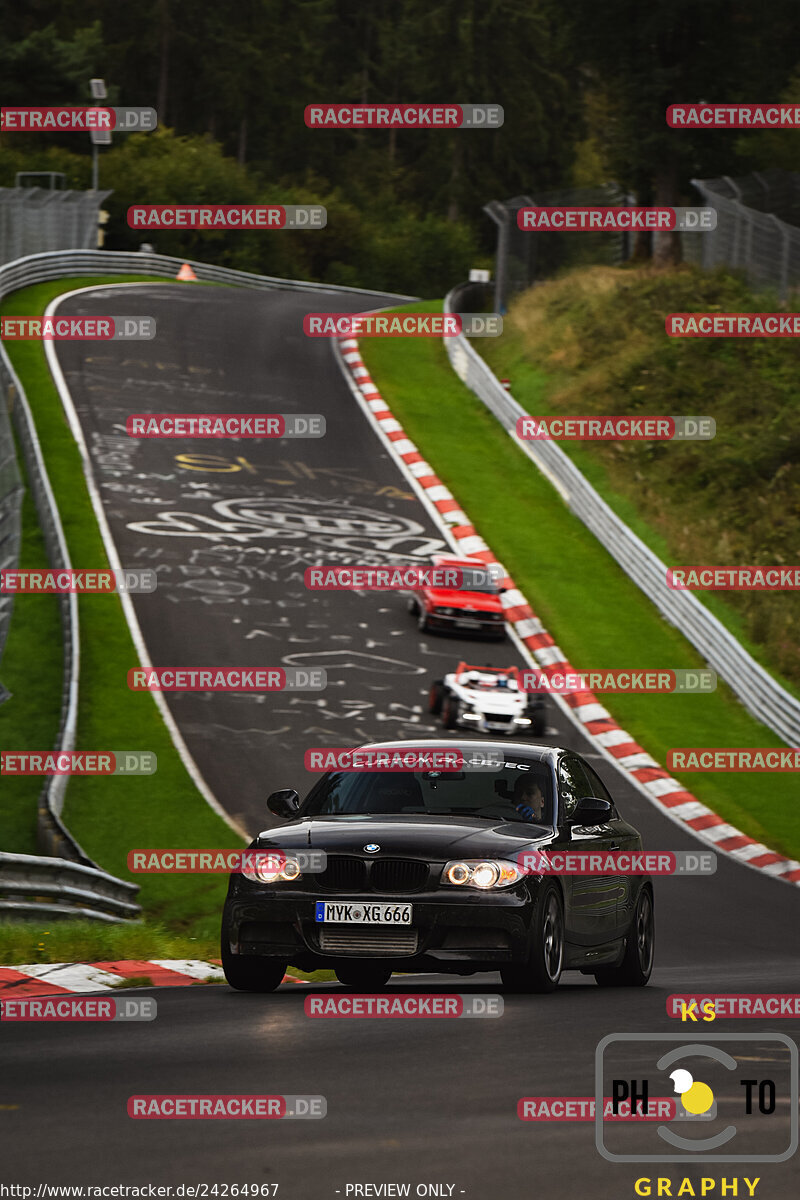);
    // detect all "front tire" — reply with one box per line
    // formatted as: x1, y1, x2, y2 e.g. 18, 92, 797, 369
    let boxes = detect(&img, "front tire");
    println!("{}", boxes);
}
501, 883, 564, 994
221, 933, 286, 992
526, 704, 547, 737
442, 695, 459, 729
334, 963, 393, 989
594, 886, 654, 988
429, 680, 445, 715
